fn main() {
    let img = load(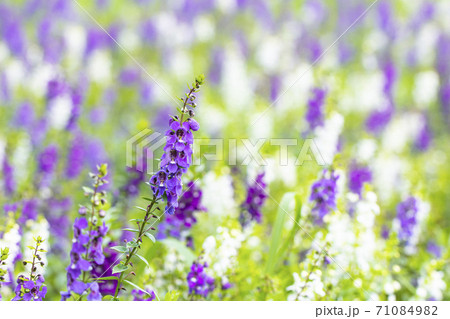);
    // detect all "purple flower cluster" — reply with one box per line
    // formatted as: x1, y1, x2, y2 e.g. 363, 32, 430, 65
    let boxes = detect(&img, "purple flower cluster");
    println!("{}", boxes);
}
12, 274, 47, 301
91, 244, 119, 295
305, 87, 327, 131
396, 196, 419, 242
240, 172, 267, 226
38, 144, 59, 174
427, 241, 442, 258
150, 117, 199, 215
132, 289, 156, 301
2, 156, 15, 196
187, 262, 215, 298
414, 116, 432, 152
348, 163, 372, 197
310, 170, 339, 224
157, 181, 206, 244
62, 217, 108, 300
